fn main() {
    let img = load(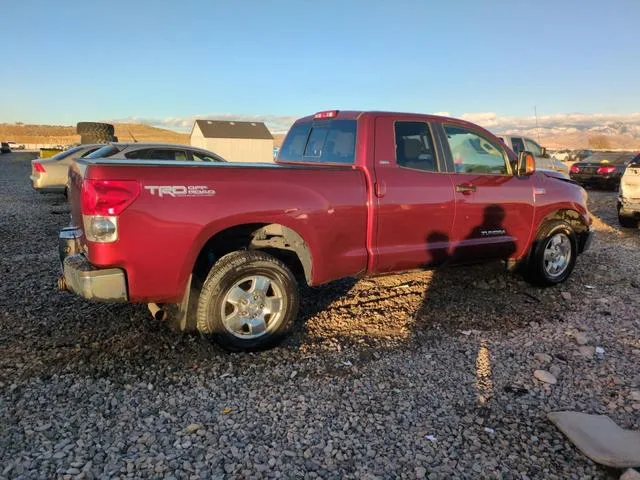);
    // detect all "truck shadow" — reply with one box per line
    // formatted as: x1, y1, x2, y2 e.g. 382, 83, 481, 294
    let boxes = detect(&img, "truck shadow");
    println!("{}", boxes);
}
297, 204, 552, 355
